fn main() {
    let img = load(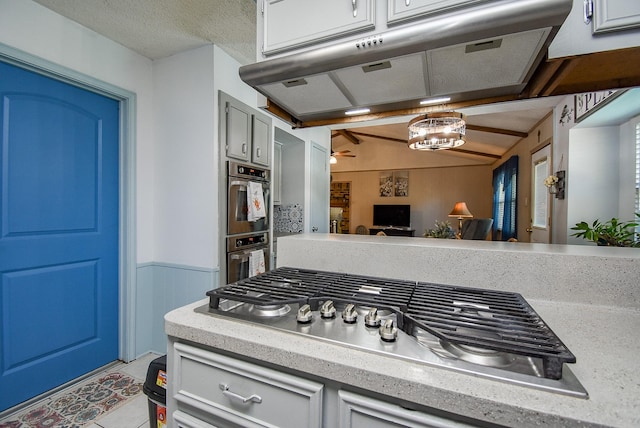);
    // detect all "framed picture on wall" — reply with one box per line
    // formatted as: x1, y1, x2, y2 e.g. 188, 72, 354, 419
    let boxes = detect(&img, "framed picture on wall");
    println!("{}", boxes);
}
394, 171, 409, 197
379, 172, 393, 197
